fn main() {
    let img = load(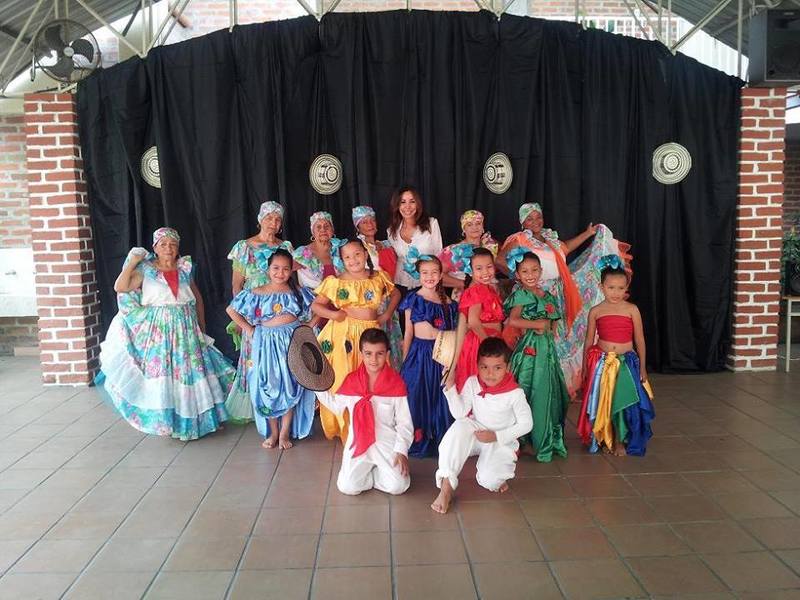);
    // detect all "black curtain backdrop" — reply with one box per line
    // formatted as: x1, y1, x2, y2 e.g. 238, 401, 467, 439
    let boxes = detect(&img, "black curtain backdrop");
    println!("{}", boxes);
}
76, 9, 742, 372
